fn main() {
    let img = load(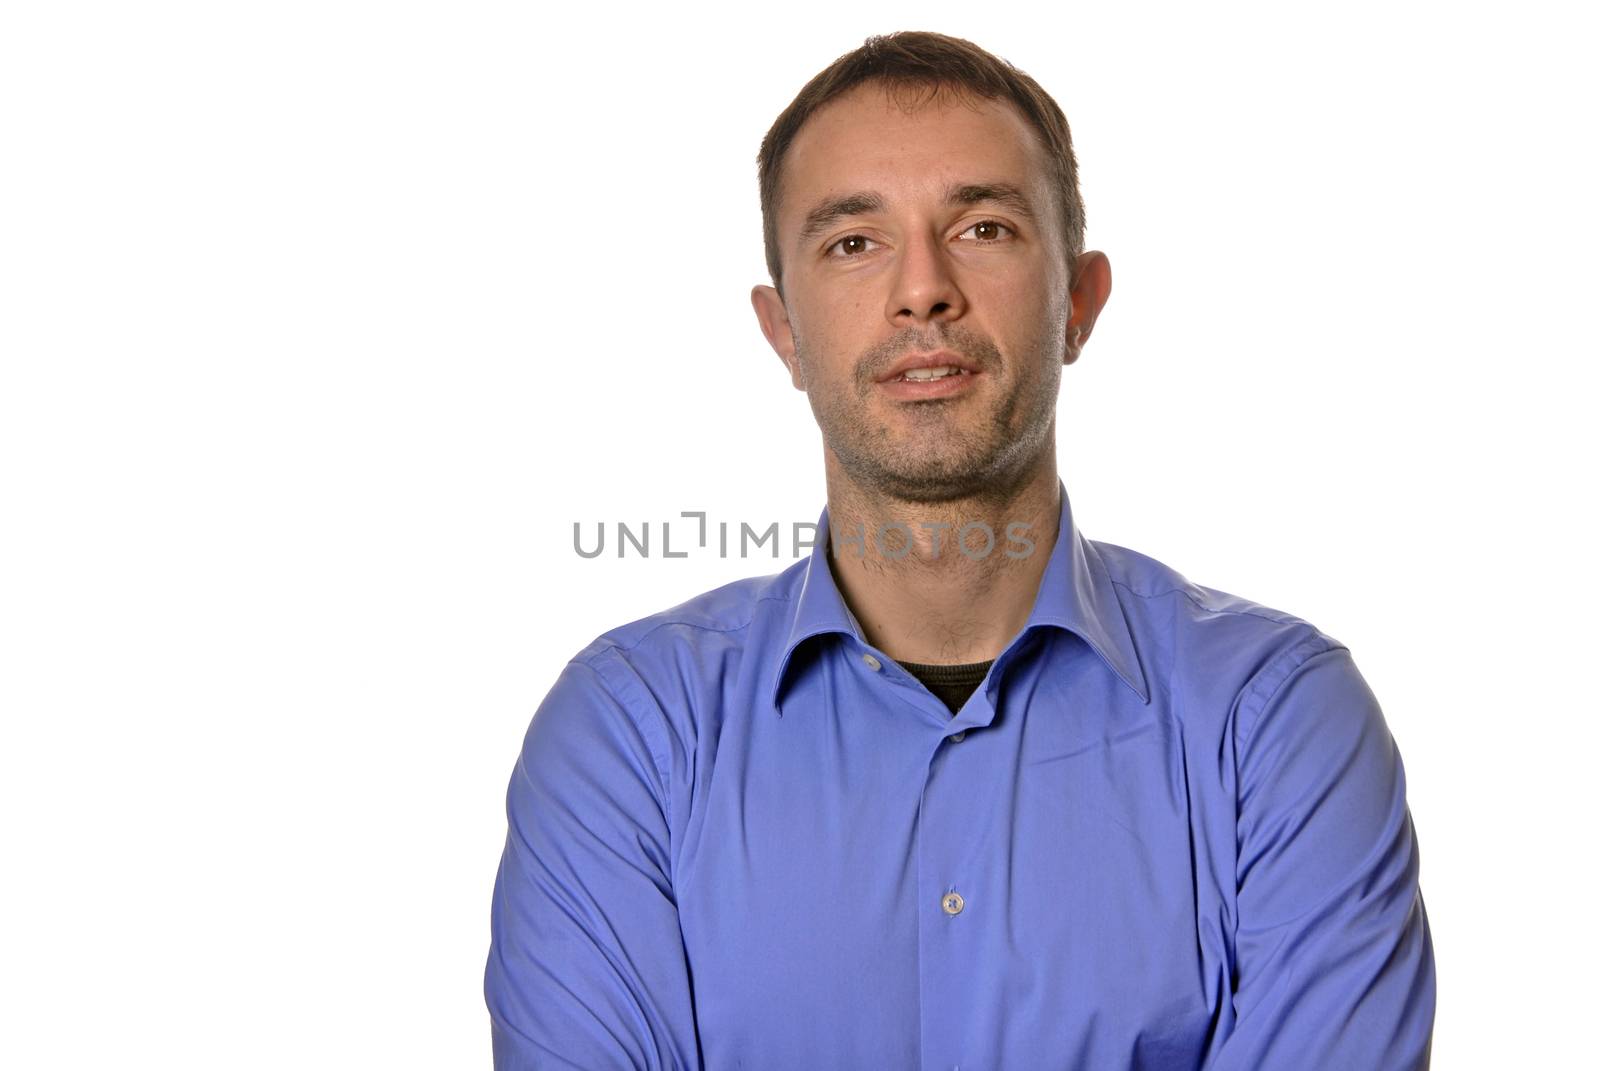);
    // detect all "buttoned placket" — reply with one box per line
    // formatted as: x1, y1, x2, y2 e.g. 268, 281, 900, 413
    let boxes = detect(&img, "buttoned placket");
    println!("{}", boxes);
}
848, 637, 1013, 1070
919, 661, 996, 1069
